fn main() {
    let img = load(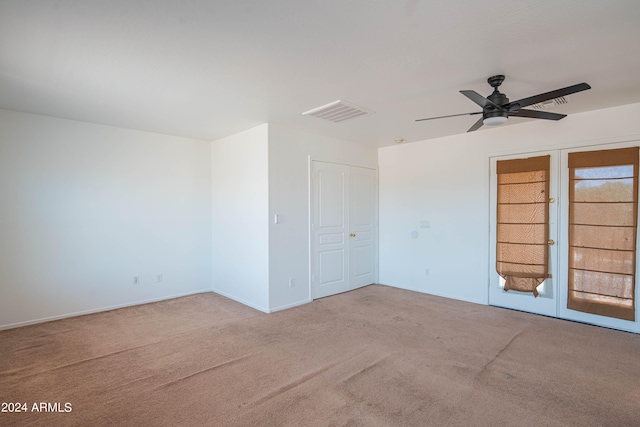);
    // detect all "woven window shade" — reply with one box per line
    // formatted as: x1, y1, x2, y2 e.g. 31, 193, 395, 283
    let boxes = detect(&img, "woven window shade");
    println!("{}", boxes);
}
568, 147, 639, 321
496, 156, 550, 297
